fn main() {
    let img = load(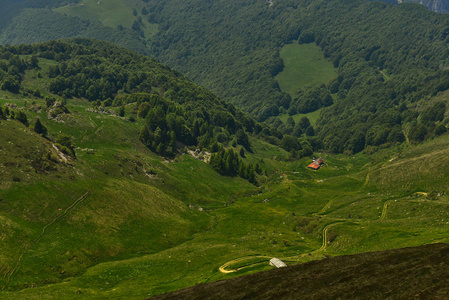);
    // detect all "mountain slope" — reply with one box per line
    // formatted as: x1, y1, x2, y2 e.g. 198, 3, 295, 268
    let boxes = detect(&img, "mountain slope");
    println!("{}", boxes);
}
143, 0, 449, 152
0, 39, 279, 295
151, 243, 449, 300
2, 0, 449, 155
0, 8, 149, 55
